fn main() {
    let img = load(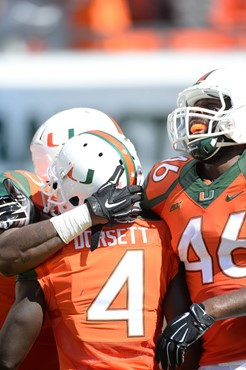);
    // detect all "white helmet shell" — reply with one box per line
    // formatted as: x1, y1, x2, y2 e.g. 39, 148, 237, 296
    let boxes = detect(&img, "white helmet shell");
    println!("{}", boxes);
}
42, 130, 142, 215
30, 108, 123, 180
167, 67, 246, 153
